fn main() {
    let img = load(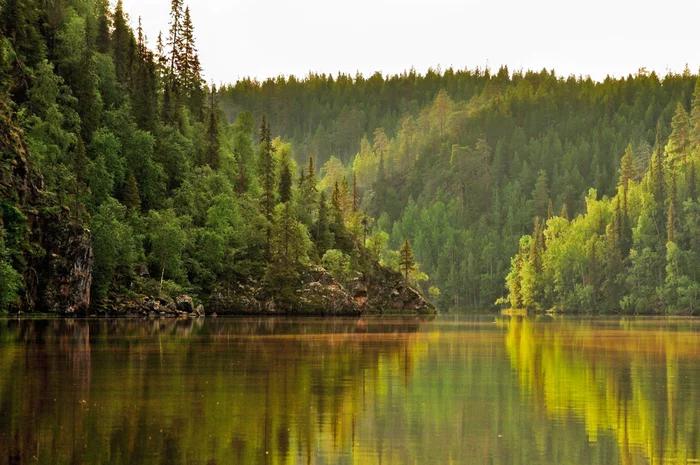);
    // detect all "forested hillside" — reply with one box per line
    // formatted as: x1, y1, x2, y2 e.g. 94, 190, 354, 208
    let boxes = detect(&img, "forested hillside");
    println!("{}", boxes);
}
504, 96, 700, 314
218, 67, 697, 310
0, 0, 434, 314
3, 0, 699, 314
